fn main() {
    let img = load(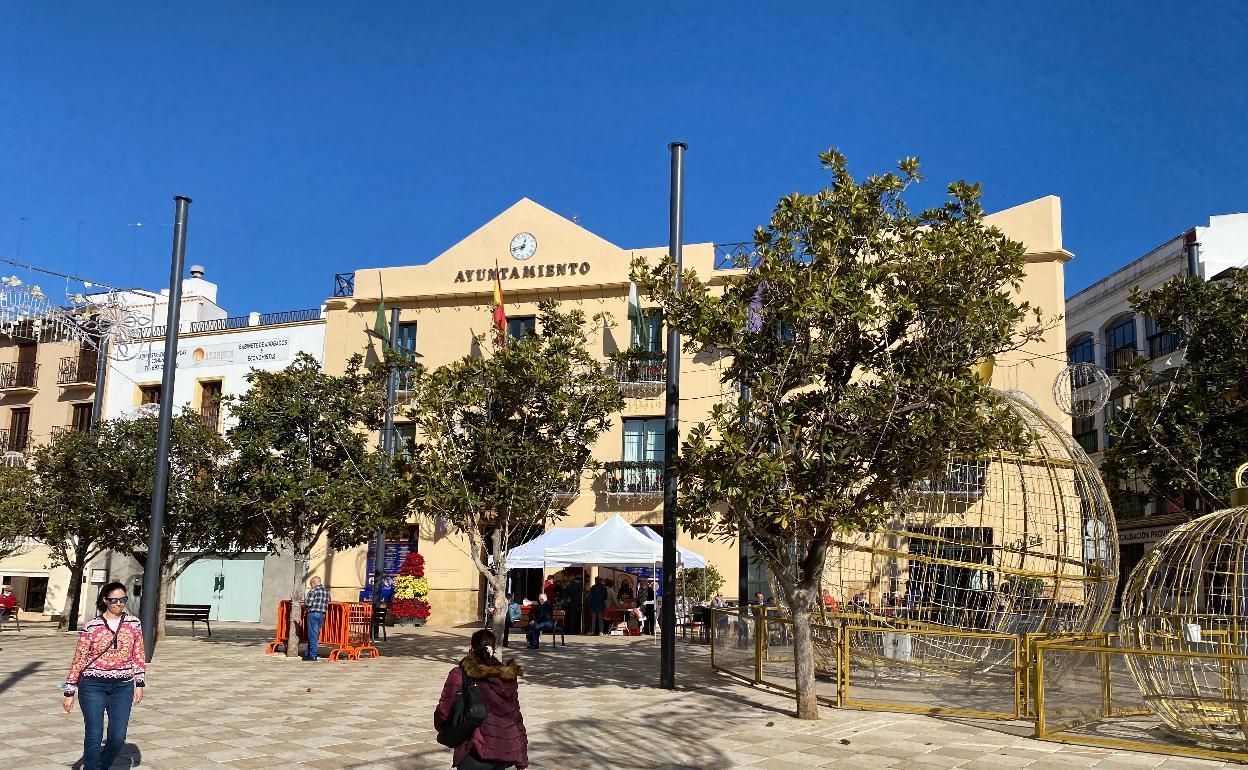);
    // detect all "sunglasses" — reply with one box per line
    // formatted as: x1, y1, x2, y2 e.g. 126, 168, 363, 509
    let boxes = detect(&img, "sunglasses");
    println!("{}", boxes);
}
106, 597, 128, 605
